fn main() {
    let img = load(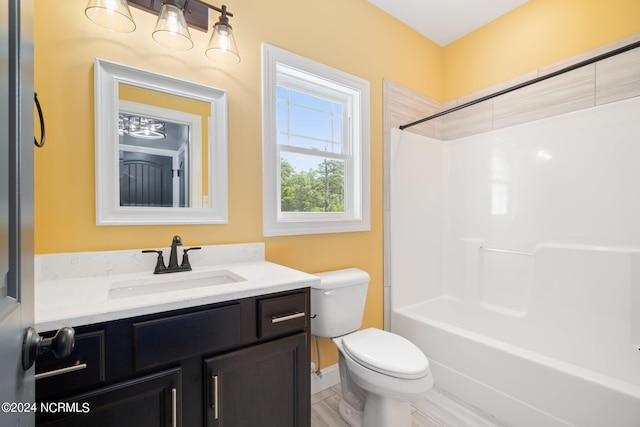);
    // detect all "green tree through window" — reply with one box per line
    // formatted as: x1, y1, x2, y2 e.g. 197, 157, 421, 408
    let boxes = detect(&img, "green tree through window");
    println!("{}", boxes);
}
281, 157, 345, 212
